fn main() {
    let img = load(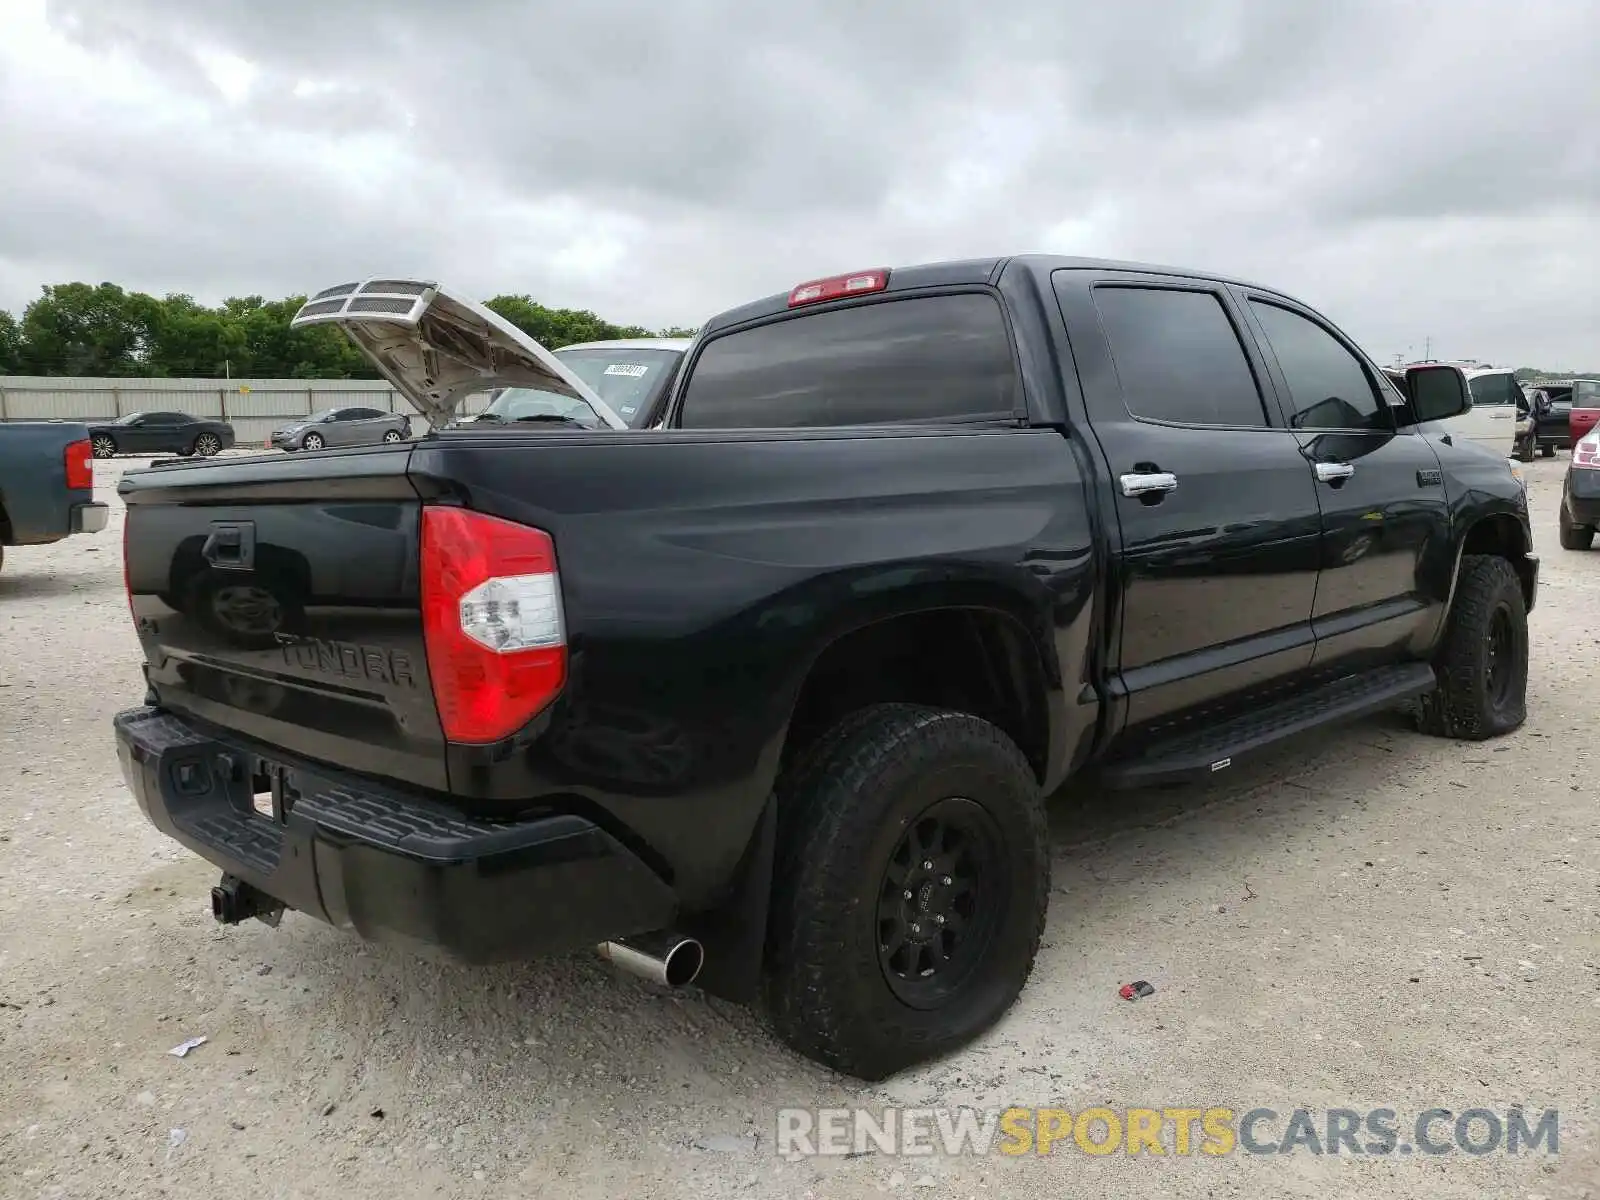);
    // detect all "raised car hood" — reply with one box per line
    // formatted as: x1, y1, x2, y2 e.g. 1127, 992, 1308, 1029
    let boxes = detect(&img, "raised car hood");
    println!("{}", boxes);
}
289, 279, 626, 430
